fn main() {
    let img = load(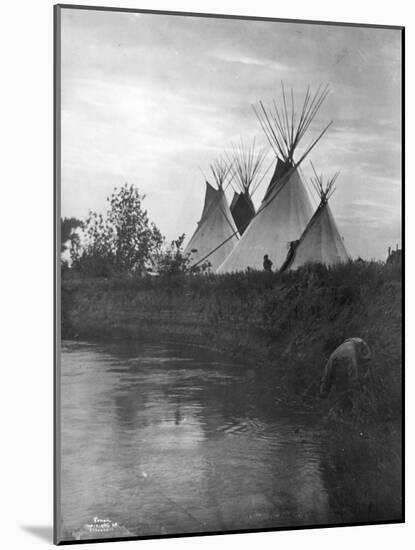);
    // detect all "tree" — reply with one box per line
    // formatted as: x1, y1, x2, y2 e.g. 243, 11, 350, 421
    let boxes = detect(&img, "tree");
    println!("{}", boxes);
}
155, 234, 190, 275
61, 217, 82, 253
154, 234, 211, 275
61, 217, 82, 270
72, 184, 164, 276
106, 184, 163, 273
